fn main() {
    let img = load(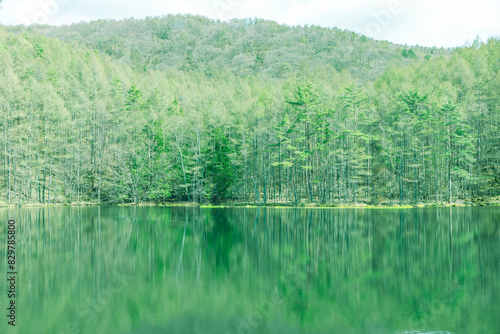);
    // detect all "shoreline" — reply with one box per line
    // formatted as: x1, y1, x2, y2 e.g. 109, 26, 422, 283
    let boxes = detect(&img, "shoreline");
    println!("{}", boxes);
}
1, 201, 498, 209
